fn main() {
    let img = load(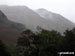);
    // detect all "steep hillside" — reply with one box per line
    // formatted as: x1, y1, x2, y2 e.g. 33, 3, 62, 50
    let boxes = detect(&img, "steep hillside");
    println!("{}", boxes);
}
0, 5, 75, 34
0, 5, 49, 32
0, 24, 20, 44
36, 8, 75, 33
0, 10, 21, 44
0, 9, 26, 32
